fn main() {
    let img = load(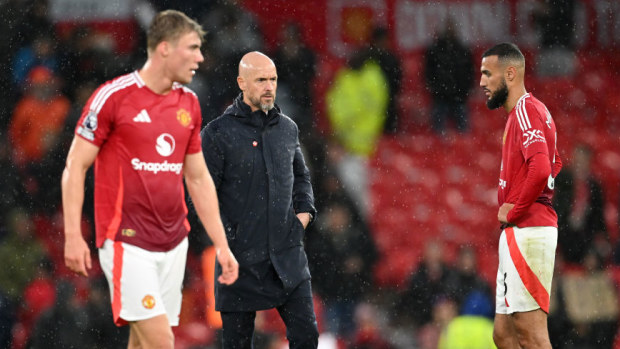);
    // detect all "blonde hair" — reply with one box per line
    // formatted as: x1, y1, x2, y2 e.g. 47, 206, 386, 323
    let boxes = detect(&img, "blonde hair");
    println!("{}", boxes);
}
146, 10, 205, 54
